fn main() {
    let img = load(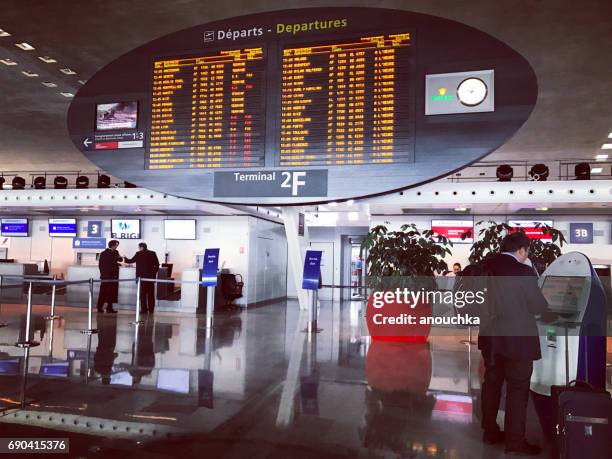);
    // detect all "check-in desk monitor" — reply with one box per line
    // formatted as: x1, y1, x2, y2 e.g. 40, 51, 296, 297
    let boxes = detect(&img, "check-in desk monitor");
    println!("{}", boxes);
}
531, 252, 606, 396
